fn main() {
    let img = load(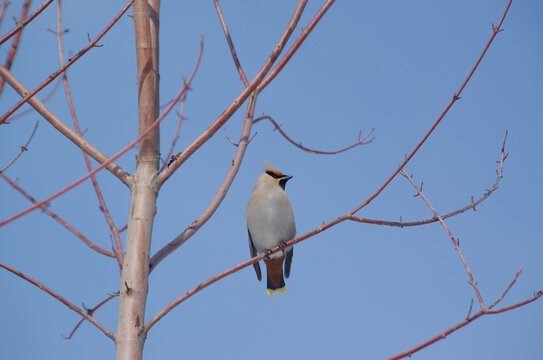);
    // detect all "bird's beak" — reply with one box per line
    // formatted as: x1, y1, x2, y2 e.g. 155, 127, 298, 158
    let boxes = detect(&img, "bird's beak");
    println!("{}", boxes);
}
283, 175, 293, 181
